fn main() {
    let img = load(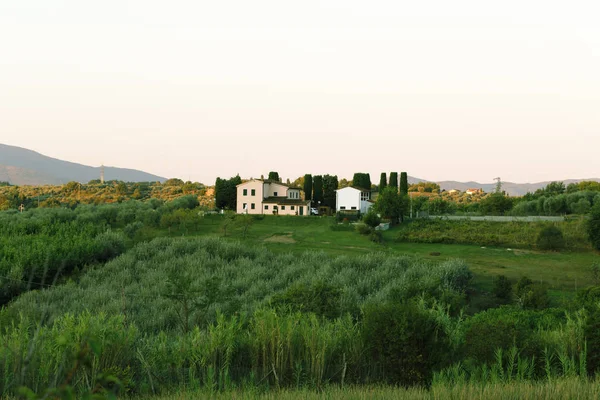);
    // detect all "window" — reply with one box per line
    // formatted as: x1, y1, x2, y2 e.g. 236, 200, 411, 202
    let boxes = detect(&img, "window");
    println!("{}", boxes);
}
243, 203, 247, 209
291, 206, 295, 210
251, 203, 255, 209
251, 189, 256, 196
340, 206, 346, 210
243, 189, 247, 196
264, 205, 269, 210
360, 192, 370, 201
281, 206, 286, 210
351, 206, 357, 210
274, 192, 278, 197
